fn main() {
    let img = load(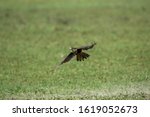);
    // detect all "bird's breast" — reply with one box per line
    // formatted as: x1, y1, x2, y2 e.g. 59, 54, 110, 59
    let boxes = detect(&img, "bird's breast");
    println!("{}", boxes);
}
77, 49, 82, 53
